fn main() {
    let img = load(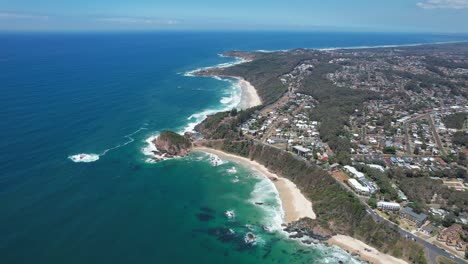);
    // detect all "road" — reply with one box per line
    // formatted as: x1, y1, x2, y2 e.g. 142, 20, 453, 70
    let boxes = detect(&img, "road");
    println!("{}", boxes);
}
403, 122, 412, 155
403, 113, 447, 157
363, 206, 467, 264
248, 139, 467, 264
428, 114, 448, 156
200, 134, 466, 263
